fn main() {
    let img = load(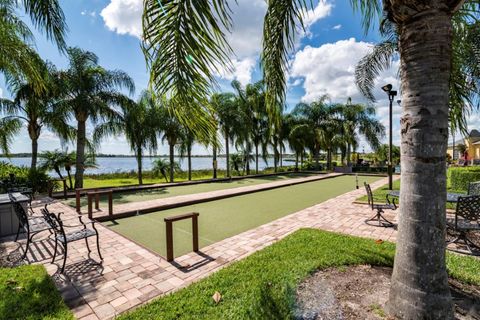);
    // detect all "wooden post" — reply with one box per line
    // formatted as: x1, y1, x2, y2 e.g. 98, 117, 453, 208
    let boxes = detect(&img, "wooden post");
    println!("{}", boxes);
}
164, 212, 199, 262
192, 214, 199, 252
108, 190, 113, 217
87, 193, 93, 220
95, 189, 100, 210
62, 179, 67, 199
165, 221, 174, 262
